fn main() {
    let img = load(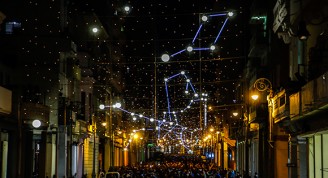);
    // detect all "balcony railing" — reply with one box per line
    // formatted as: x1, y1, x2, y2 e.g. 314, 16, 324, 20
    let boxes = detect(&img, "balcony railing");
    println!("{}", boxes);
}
290, 71, 328, 119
